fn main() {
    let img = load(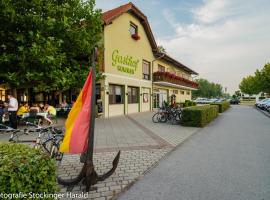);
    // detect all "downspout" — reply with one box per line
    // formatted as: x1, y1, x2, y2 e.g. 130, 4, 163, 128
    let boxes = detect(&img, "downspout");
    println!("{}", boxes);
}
151, 53, 165, 110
